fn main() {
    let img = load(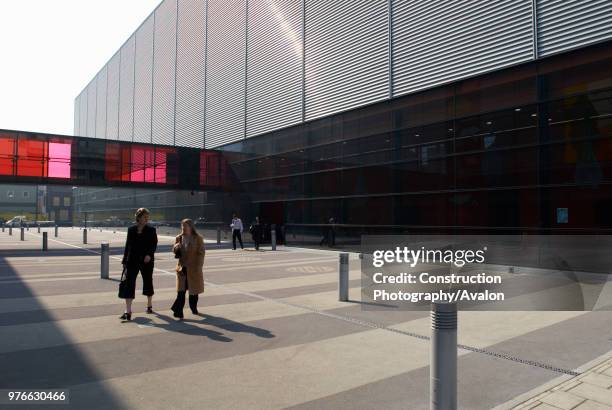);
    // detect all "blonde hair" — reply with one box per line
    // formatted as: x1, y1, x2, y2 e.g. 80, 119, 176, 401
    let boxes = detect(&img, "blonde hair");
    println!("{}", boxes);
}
135, 208, 150, 222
